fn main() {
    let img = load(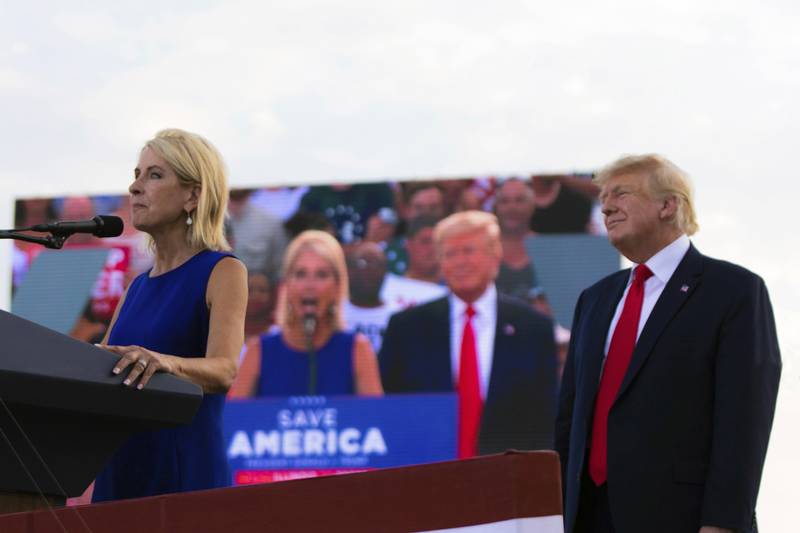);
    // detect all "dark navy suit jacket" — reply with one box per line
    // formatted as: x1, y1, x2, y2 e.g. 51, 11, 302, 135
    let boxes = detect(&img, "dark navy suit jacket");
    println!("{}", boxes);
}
379, 293, 558, 454
555, 245, 781, 533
